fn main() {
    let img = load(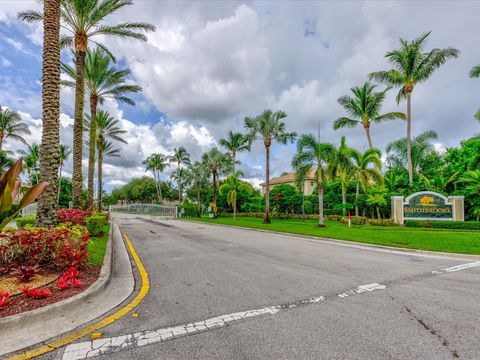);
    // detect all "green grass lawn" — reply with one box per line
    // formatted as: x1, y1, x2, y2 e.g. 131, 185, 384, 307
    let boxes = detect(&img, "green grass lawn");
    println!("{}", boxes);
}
88, 223, 110, 266
185, 217, 480, 255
